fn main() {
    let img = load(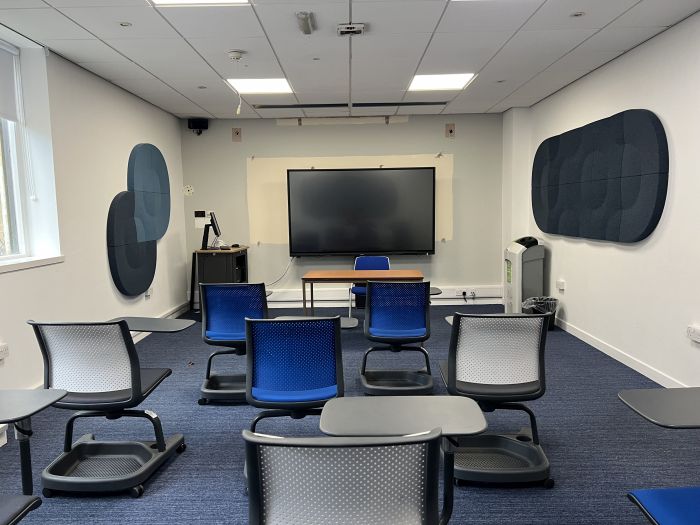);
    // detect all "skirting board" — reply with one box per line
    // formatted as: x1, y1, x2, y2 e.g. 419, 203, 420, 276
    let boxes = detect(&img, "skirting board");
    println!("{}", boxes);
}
555, 317, 685, 388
